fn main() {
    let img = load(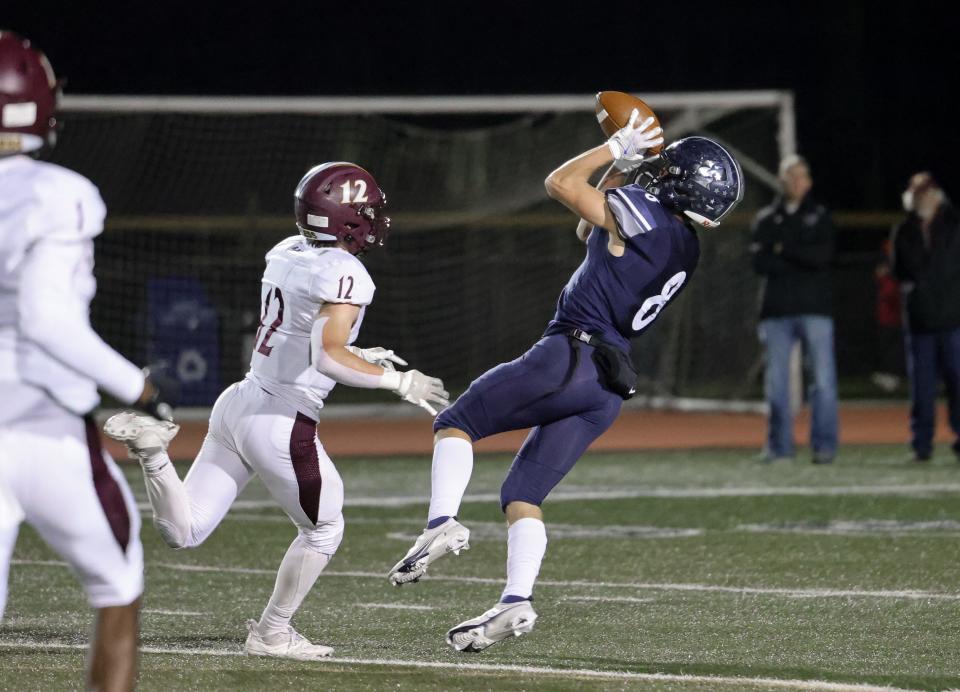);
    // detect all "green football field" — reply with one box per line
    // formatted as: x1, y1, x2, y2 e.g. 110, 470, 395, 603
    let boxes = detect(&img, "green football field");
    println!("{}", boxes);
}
3, 445, 960, 691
